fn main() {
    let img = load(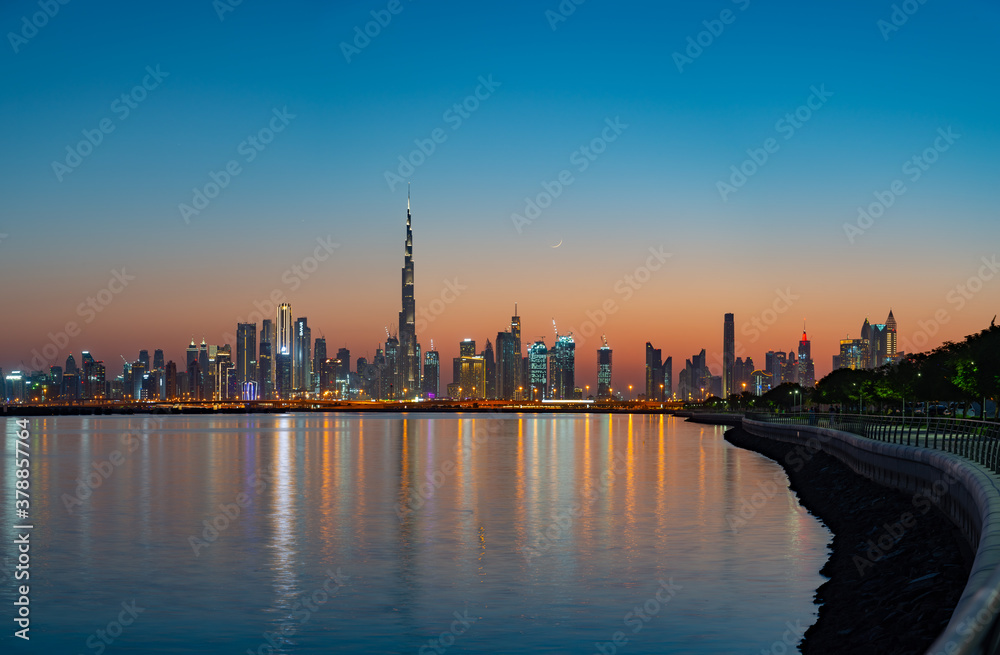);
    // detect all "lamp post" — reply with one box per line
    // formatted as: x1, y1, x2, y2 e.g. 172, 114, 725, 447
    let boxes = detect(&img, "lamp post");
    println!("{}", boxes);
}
628, 384, 633, 402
